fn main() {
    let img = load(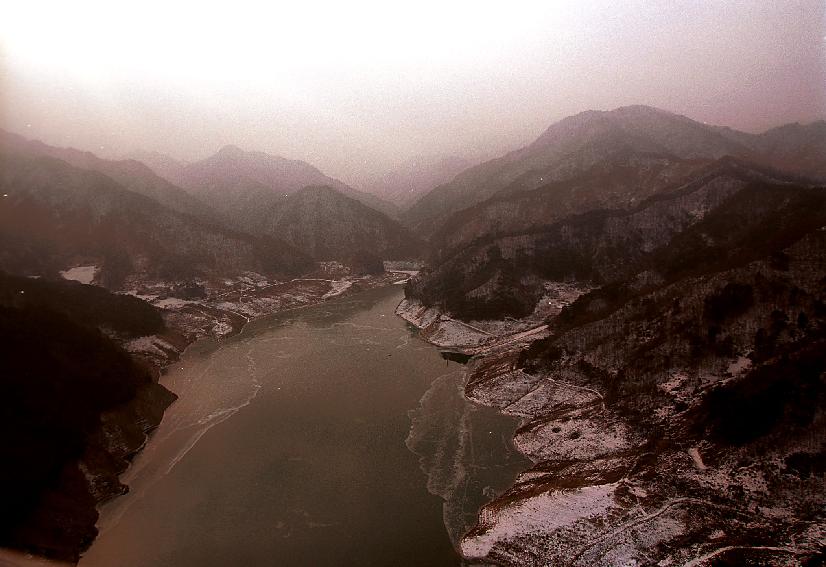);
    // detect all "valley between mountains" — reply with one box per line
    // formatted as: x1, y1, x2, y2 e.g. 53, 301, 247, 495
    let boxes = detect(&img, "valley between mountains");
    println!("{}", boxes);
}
1, 105, 824, 566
